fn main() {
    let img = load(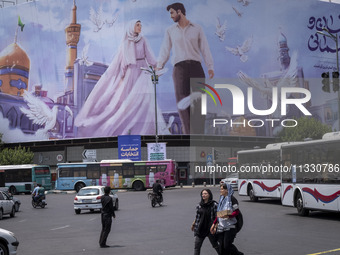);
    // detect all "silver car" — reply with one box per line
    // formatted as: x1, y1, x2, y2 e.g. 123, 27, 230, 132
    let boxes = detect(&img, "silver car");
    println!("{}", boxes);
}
220, 173, 239, 190
0, 188, 21, 212
0, 228, 19, 255
0, 191, 16, 220
74, 186, 119, 214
